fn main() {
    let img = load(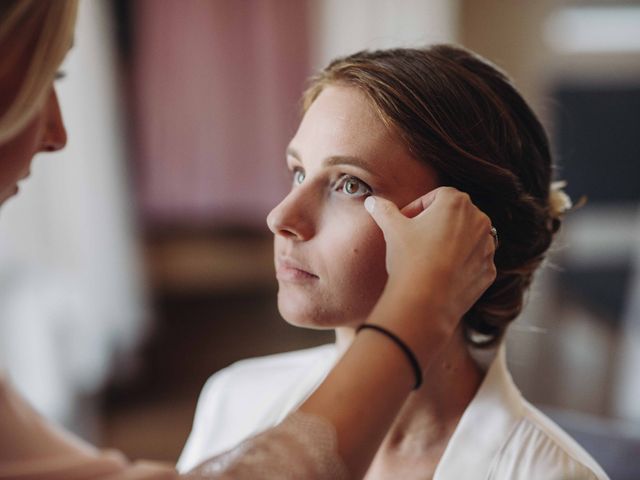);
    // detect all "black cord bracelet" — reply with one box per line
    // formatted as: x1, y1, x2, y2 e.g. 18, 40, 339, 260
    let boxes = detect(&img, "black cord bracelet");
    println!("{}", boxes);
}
356, 324, 423, 390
